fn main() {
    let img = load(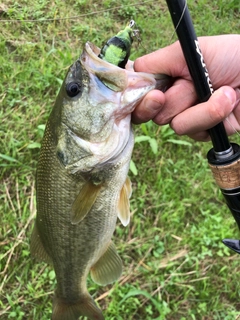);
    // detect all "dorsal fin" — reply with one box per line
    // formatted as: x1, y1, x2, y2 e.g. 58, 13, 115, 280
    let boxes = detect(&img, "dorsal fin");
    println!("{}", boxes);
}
71, 181, 102, 225
117, 176, 132, 227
